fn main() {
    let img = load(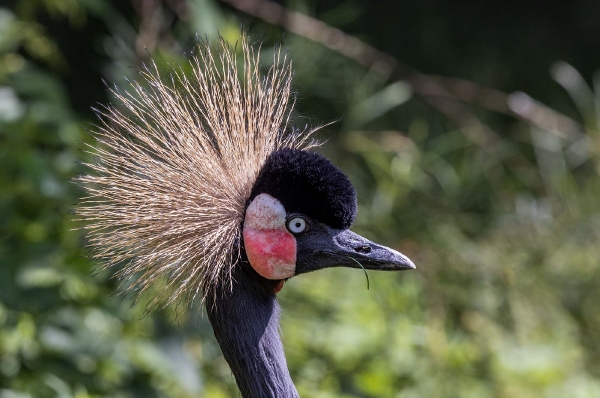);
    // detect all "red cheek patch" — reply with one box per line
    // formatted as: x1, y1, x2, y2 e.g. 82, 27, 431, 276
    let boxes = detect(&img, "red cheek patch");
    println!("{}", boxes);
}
244, 228, 296, 280
243, 193, 297, 280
